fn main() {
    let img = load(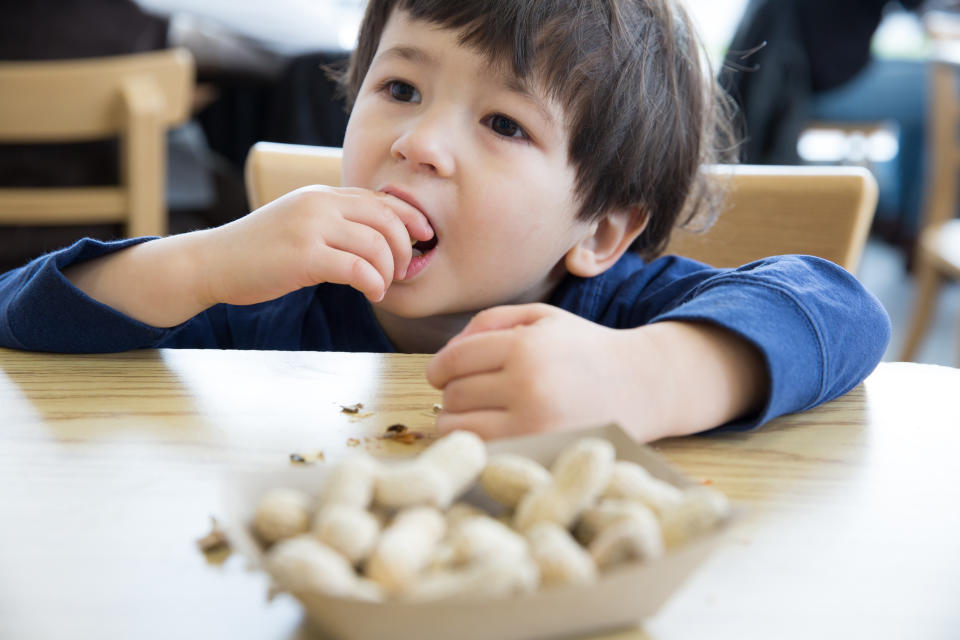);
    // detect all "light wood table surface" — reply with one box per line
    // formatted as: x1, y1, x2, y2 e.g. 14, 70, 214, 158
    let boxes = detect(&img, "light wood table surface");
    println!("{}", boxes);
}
1, 348, 958, 640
